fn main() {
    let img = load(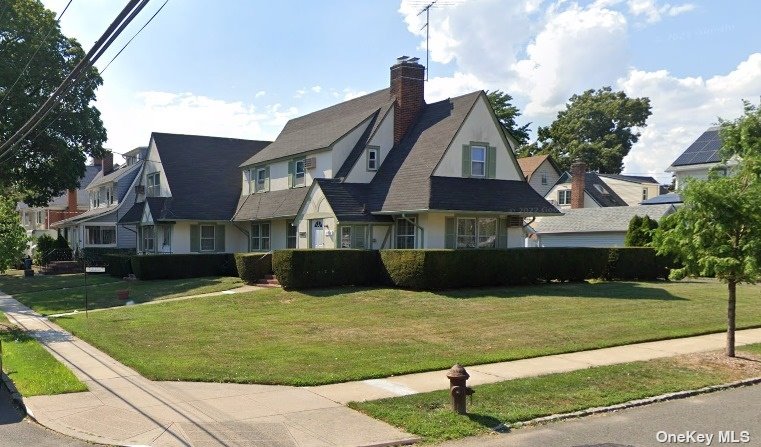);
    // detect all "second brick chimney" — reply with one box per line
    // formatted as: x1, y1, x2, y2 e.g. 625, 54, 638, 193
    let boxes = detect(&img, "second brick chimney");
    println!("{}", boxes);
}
390, 57, 425, 146
570, 161, 587, 209
67, 188, 77, 213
